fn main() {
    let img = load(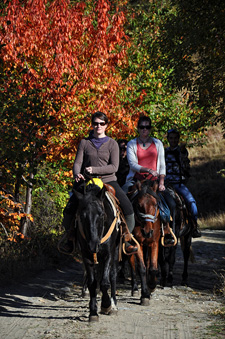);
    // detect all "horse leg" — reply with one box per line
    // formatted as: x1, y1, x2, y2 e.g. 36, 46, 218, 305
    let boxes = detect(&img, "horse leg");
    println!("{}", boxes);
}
135, 247, 150, 305
158, 243, 168, 287
117, 253, 127, 282
167, 245, 177, 287
110, 250, 118, 313
81, 269, 89, 297
128, 254, 139, 296
147, 242, 159, 292
85, 263, 99, 322
181, 233, 192, 285
100, 256, 112, 315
